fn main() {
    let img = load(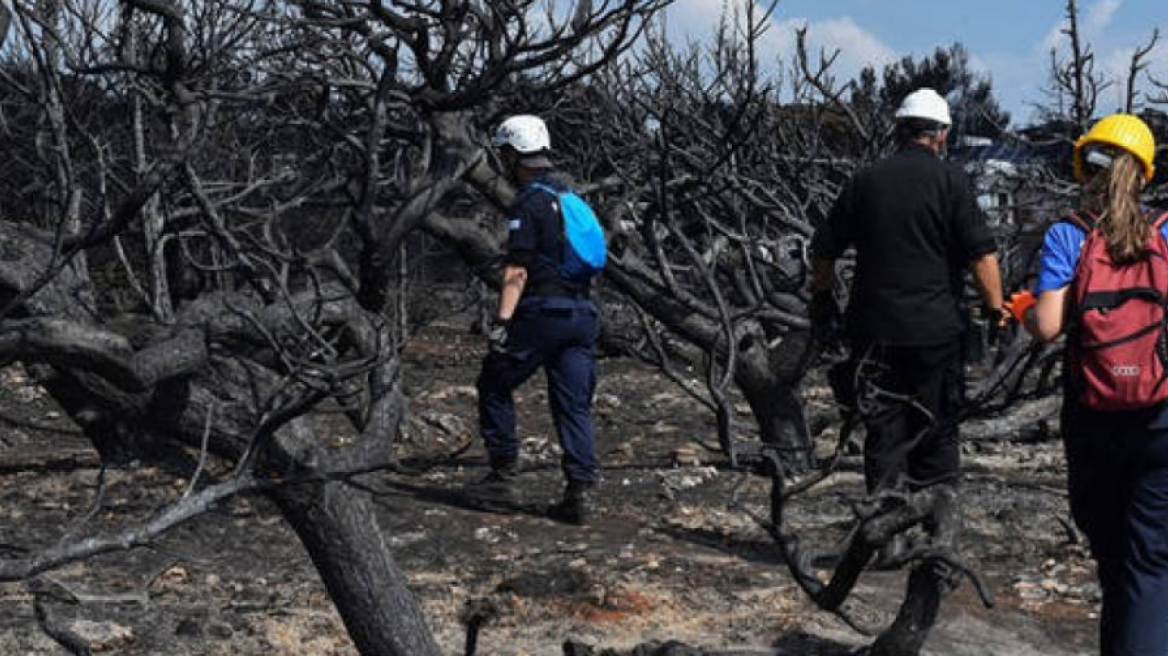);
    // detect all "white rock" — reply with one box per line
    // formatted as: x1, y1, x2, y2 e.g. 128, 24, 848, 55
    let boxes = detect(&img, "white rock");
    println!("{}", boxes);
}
70, 621, 134, 651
